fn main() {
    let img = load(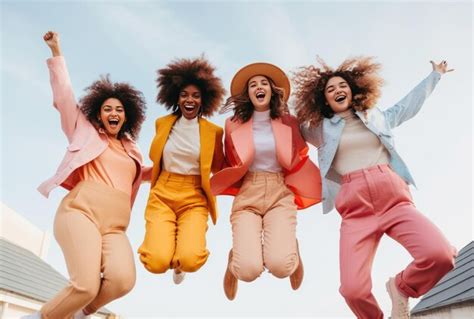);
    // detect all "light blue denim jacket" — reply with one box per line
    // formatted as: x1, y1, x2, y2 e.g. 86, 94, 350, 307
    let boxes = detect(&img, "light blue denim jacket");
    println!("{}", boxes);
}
301, 71, 442, 214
